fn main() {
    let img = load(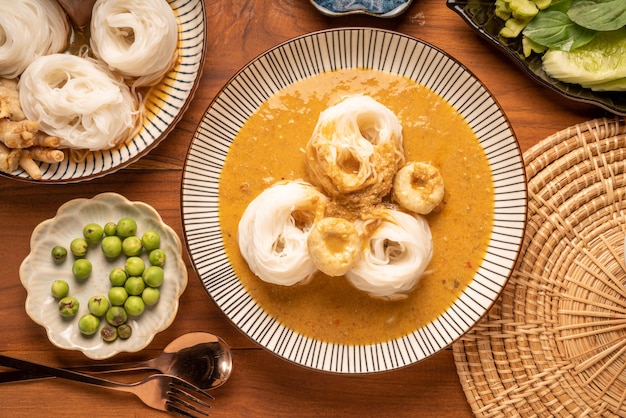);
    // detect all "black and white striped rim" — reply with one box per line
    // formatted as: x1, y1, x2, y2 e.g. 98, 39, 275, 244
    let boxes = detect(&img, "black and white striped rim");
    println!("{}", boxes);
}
181, 28, 528, 373
6, 0, 206, 183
